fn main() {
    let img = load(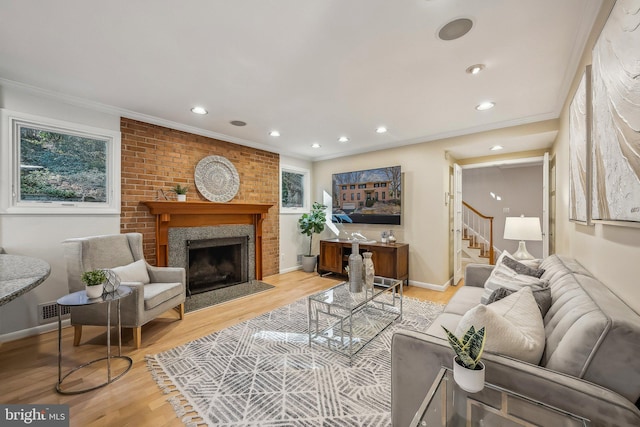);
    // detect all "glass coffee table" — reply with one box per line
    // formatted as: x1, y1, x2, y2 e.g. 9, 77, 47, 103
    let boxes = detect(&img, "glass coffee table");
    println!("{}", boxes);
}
308, 276, 402, 362
411, 368, 591, 426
